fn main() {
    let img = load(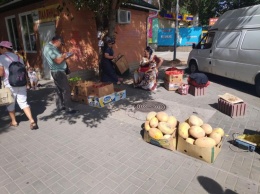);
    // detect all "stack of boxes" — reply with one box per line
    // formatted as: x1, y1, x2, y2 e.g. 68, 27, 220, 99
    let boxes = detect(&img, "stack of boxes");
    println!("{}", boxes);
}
164, 67, 184, 91
70, 81, 126, 108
